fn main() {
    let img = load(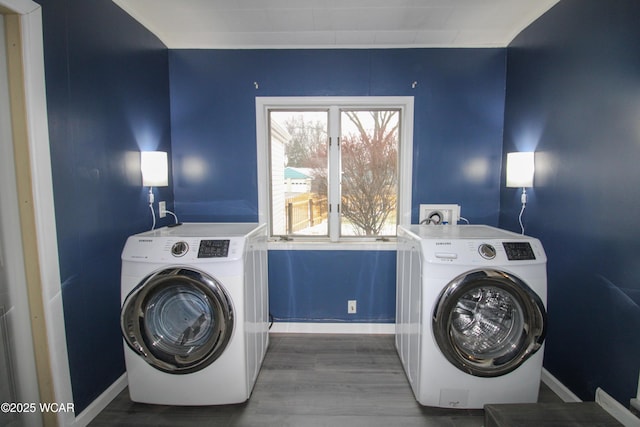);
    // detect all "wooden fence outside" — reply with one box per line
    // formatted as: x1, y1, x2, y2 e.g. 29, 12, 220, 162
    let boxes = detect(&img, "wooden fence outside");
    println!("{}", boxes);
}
285, 193, 327, 234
